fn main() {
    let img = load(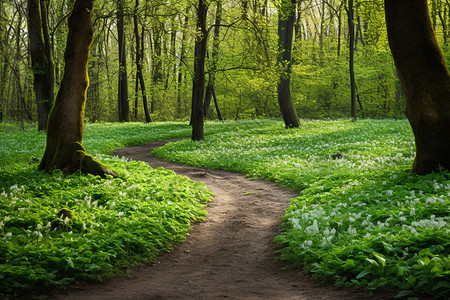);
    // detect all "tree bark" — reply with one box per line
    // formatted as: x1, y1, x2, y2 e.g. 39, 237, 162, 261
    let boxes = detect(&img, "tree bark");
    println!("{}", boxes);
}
133, 0, 151, 123
39, 0, 116, 178
191, 0, 208, 141
204, 1, 223, 121
177, 9, 189, 118
27, 0, 54, 131
385, 0, 450, 174
117, 0, 130, 122
348, 0, 357, 121
277, 0, 300, 128
151, 24, 163, 114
